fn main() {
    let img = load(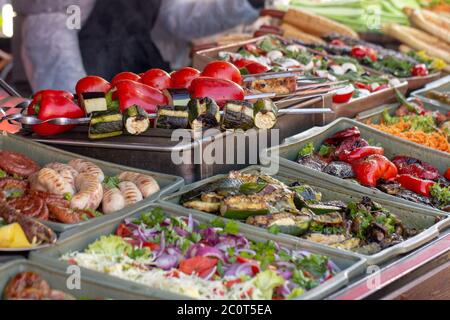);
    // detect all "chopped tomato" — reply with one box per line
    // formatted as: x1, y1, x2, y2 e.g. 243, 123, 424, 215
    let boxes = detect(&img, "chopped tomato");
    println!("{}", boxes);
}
143, 242, 160, 251
116, 223, 133, 237
166, 270, 180, 278
224, 278, 243, 288
236, 256, 260, 274
366, 48, 378, 62
179, 257, 218, 278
